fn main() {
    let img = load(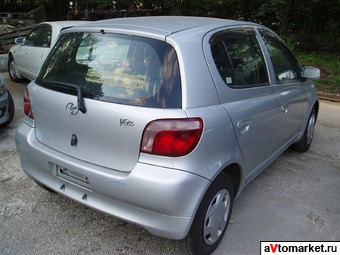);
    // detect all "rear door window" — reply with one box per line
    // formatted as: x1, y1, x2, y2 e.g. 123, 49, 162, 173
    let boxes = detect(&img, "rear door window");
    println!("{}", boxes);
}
210, 28, 269, 88
24, 26, 43, 46
37, 32, 181, 108
37, 26, 52, 47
